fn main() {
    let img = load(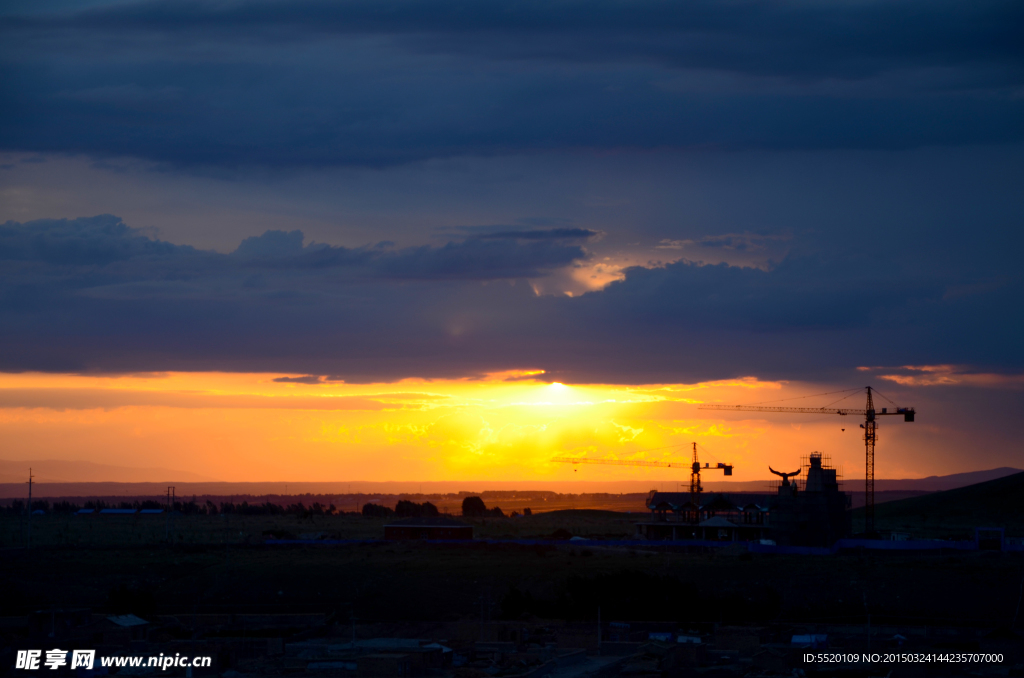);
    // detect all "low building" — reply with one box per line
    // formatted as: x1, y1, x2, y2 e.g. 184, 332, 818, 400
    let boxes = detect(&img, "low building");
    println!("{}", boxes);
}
635, 493, 773, 541
358, 653, 411, 677
102, 614, 151, 643
384, 516, 472, 540
791, 634, 828, 649
288, 638, 451, 676
715, 626, 764, 654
